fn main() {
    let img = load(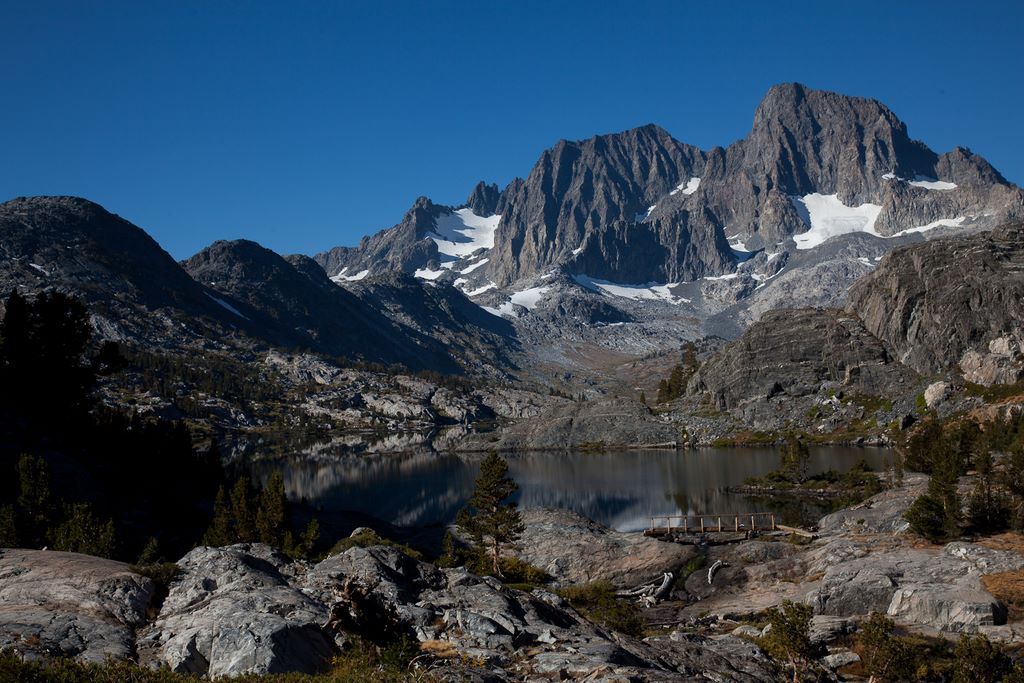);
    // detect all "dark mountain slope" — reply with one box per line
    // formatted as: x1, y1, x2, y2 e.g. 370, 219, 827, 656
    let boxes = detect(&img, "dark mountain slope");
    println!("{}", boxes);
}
185, 241, 515, 375
0, 196, 239, 345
